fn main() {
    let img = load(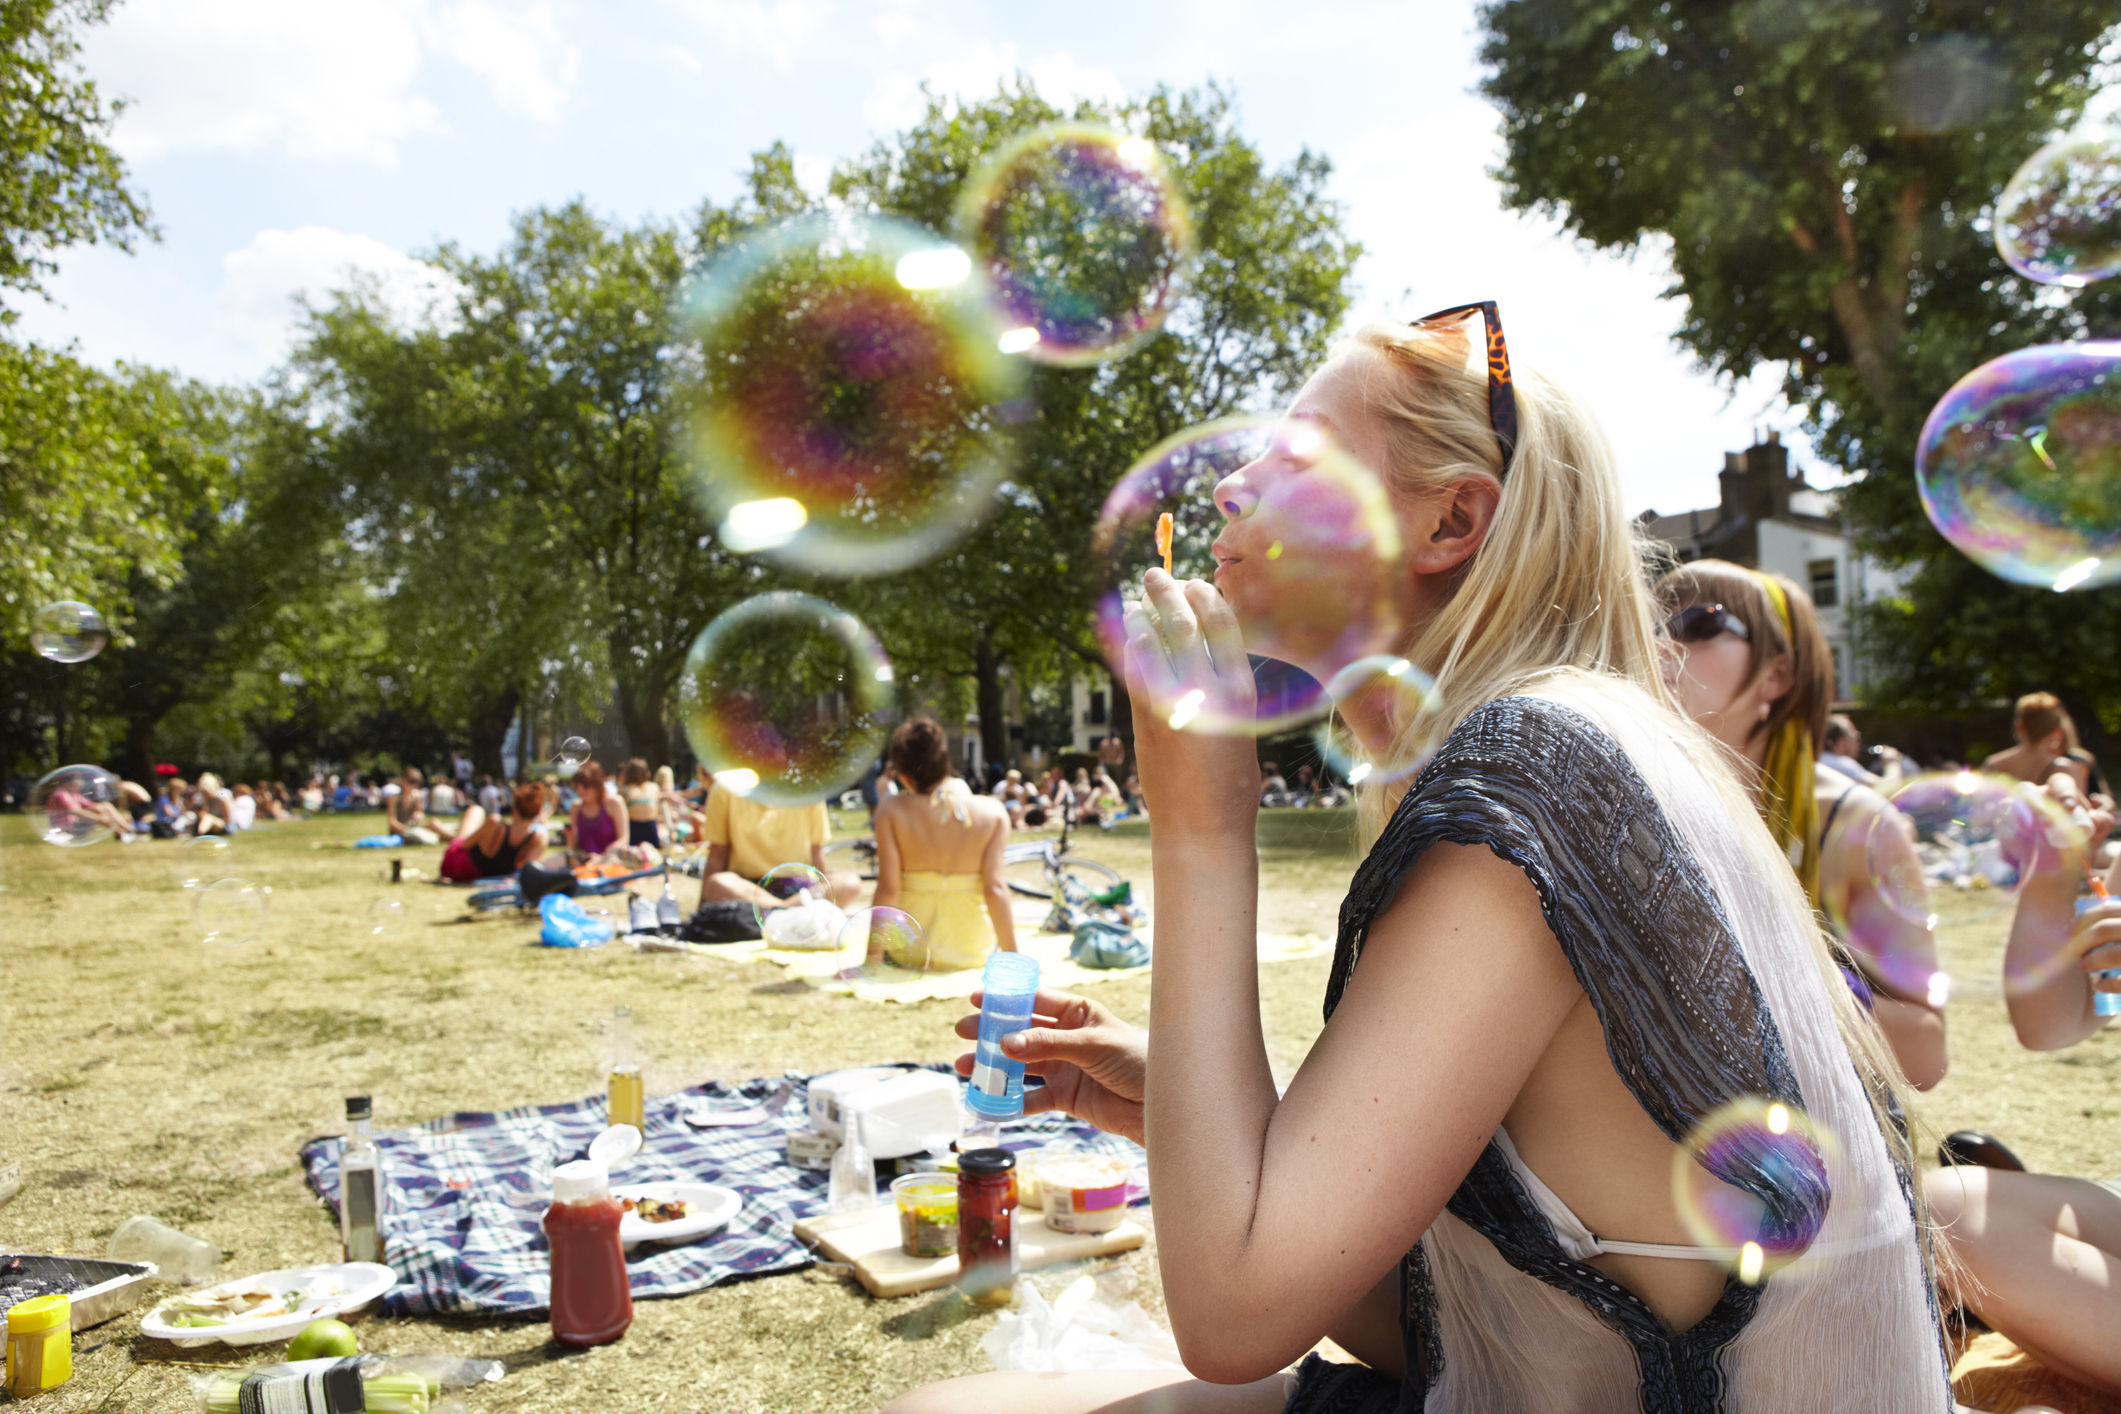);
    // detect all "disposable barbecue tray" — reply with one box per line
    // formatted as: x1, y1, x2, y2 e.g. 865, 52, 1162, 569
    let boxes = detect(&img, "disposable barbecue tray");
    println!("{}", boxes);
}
0, 1254, 157, 1331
